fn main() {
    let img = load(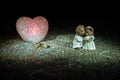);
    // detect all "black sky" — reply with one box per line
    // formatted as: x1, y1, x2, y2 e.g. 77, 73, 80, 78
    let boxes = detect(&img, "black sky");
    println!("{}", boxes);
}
1, 14, 119, 33
0, 1, 120, 35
